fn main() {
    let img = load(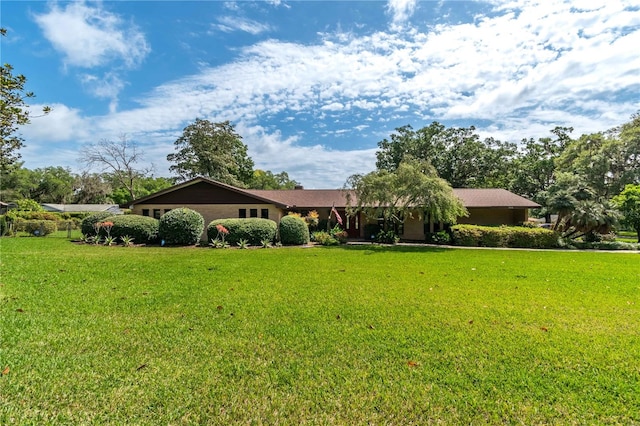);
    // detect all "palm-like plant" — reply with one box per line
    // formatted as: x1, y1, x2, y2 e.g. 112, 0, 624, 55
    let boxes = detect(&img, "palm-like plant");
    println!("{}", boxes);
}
547, 190, 578, 231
